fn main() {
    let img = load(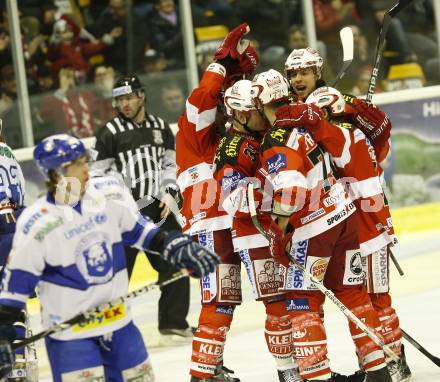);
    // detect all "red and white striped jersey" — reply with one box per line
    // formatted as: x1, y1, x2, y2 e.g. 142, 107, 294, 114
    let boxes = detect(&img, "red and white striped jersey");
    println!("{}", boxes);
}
259, 125, 355, 244
176, 63, 232, 234
213, 130, 271, 251
306, 119, 395, 255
